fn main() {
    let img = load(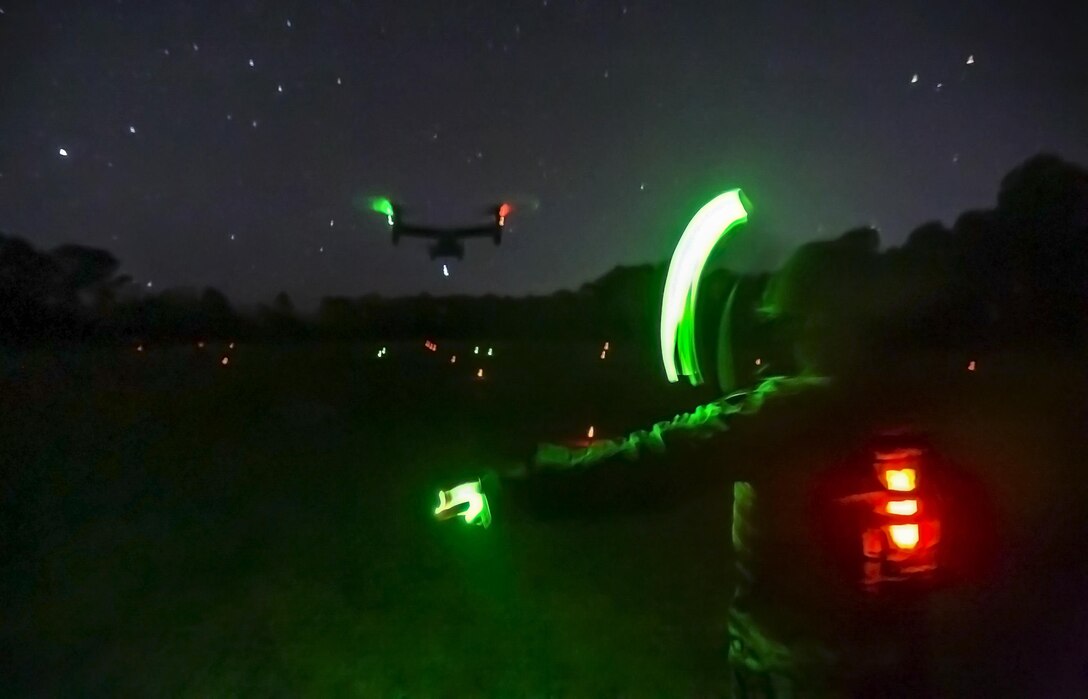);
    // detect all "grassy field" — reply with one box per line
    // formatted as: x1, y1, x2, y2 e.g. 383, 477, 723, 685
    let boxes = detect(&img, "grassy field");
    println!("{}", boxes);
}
2, 340, 1087, 696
